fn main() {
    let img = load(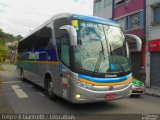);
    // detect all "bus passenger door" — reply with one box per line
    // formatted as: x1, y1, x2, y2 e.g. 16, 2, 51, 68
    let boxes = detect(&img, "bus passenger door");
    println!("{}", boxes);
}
53, 18, 71, 100
59, 33, 72, 100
